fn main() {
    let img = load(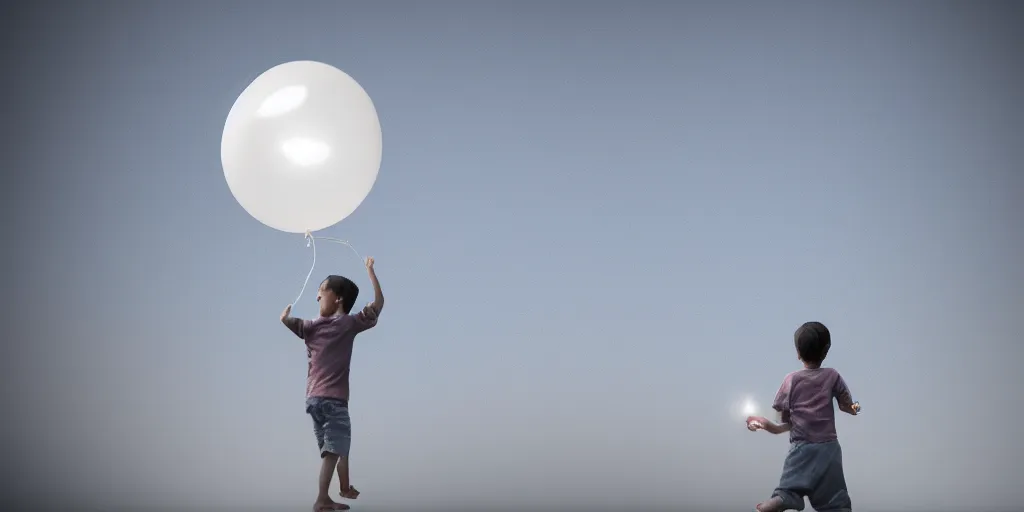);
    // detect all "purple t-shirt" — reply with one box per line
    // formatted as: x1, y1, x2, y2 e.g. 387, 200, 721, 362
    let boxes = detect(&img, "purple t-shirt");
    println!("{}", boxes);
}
772, 367, 853, 444
287, 303, 380, 401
